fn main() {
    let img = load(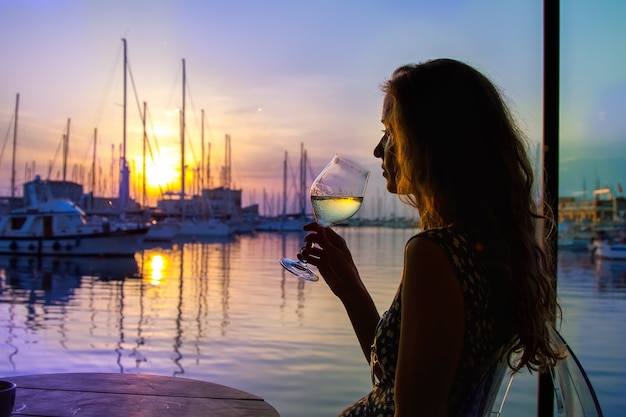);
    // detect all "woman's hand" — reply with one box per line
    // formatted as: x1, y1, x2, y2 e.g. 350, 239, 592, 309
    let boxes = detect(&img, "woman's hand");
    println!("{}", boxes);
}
299, 222, 362, 299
